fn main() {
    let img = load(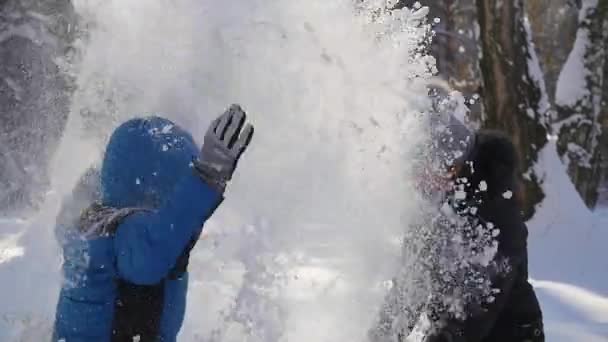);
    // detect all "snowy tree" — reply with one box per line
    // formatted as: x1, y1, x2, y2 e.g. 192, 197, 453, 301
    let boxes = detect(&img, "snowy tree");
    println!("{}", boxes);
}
476, 0, 551, 219
392, 1, 554, 218
525, 0, 579, 103
0, 0, 76, 213
555, 0, 608, 208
